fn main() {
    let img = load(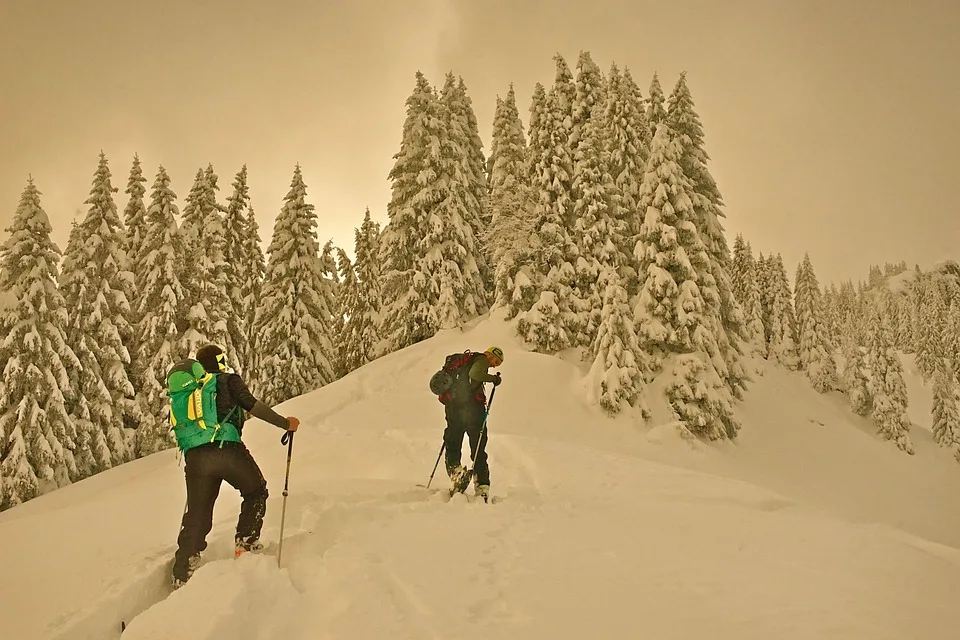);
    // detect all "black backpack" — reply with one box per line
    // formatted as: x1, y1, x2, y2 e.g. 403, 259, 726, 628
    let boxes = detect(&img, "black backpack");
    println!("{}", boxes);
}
429, 350, 481, 404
